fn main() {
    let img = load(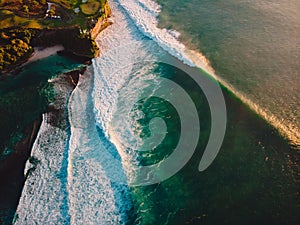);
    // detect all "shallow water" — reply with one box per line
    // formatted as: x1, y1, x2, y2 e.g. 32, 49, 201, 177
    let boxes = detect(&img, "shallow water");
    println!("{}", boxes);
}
13, 0, 300, 224
92, 1, 300, 224
0, 54, 82, 224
